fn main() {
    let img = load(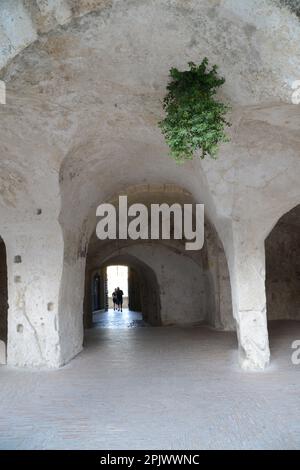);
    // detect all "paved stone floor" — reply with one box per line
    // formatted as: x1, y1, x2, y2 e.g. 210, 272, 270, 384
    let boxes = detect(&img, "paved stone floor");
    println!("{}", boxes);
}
92, 309, 147, 328
0, 321, 299, 449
